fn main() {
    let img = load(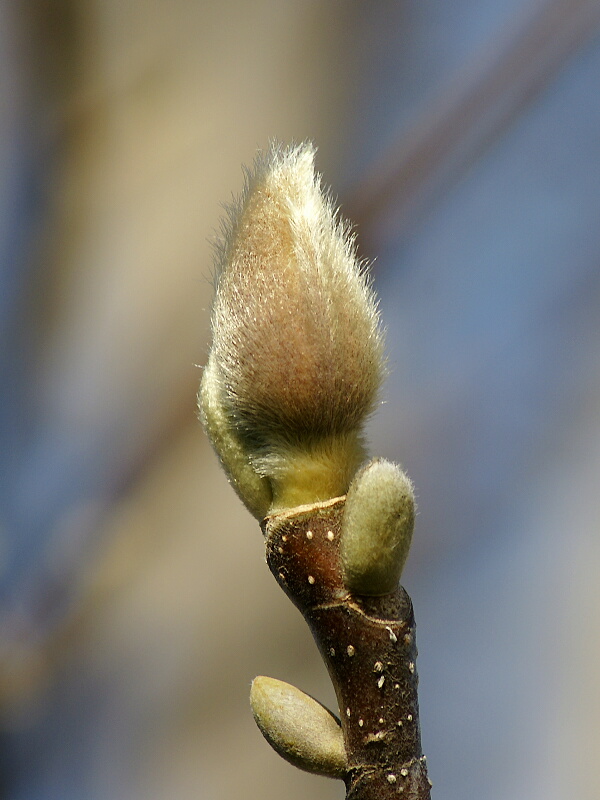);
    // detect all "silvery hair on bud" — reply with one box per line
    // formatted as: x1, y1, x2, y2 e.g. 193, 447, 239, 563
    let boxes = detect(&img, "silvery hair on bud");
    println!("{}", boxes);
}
200, 142, 384, 514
